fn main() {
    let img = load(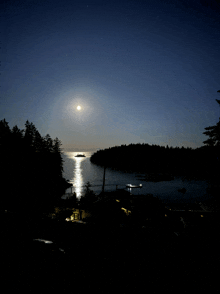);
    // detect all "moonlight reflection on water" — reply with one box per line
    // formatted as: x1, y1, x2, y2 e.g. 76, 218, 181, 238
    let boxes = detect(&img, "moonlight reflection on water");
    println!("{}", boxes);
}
72, 156, 86, 198
62, 151, 208, 203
